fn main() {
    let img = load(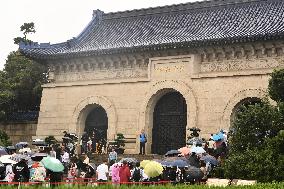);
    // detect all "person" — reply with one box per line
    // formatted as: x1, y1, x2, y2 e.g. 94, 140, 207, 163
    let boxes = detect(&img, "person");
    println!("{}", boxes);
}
96, 160, 109, 183
111, 162, 121, 185
139, 129, 147, 155
49, 147, 56, 158
119, 160, 131, 184
30, 162, 46, 182
83, 154, 90, 165
108, 148, 117, 163
188, 152, 200, 168
67, 162, 77, 182
131, 162, 142, 183
13, 158, 30, 182
47, 169, 63, 188
4, 164, 14, 182
81, 132, 88, 154
61, 150, 70, 174
92, 131, 97, 153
